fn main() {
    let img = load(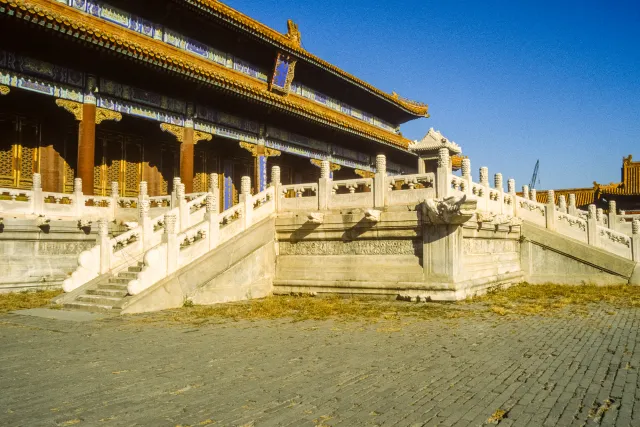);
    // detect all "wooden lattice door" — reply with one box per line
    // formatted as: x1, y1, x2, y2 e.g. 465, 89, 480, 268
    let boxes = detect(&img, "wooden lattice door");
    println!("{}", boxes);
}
0, 114, 40, 189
